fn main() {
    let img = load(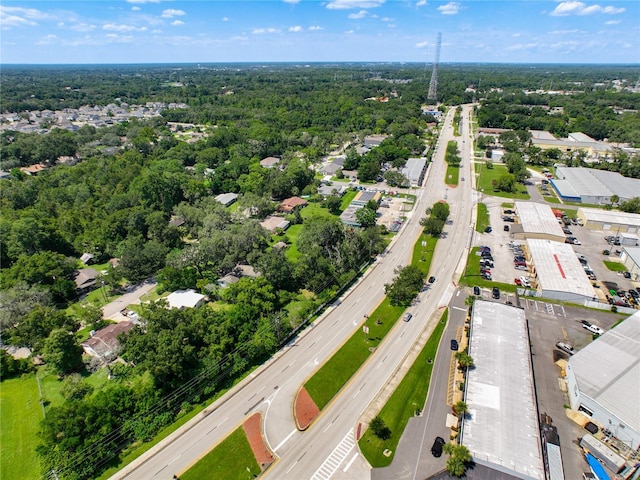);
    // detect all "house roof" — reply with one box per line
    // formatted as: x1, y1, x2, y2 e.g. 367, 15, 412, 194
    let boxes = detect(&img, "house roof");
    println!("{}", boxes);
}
260, 156, 280, 168
166, 289, 205, 309
82, 321, 135, 358
80, 253, 94, 264
260, 215, 290, 232
215, 192, 238, 206
74, 268, 99, 289
279, 196, 308, 212
515, 201, 565, 239
578, 207, 640, 227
